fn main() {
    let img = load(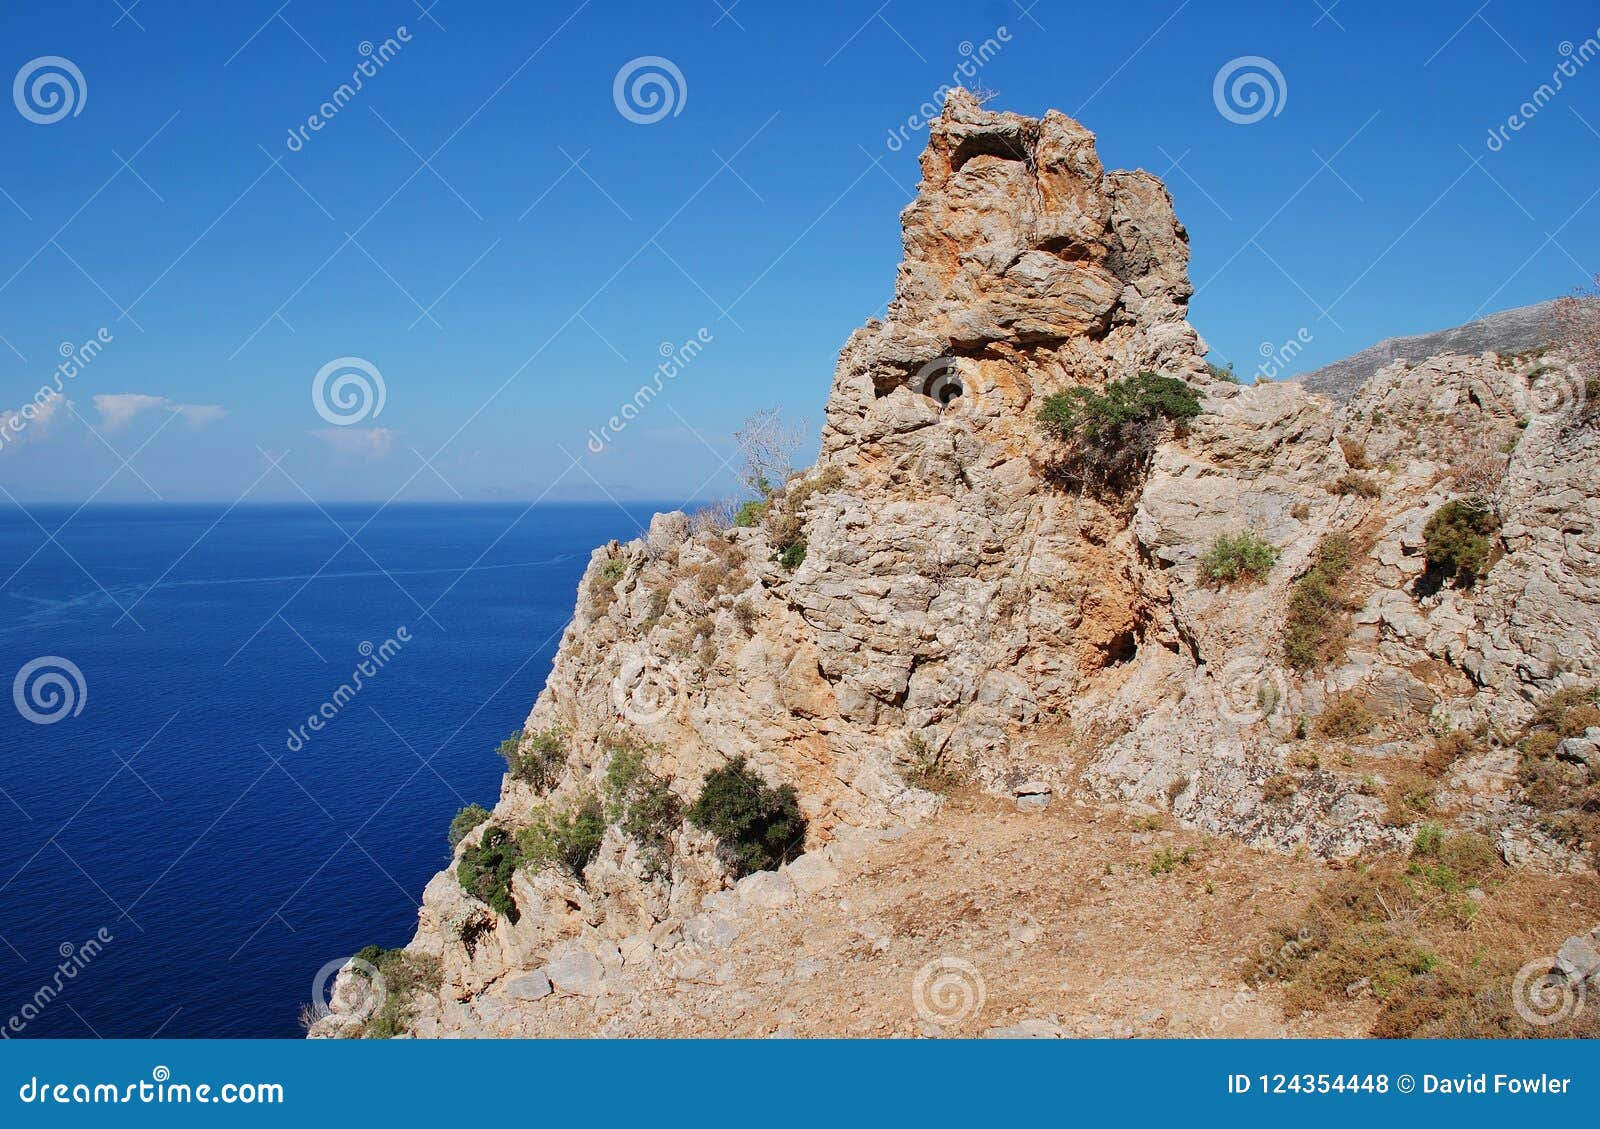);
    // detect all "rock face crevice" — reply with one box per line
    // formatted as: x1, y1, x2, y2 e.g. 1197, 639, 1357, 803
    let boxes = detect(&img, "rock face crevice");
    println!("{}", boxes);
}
317, 91, 1599, 1038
